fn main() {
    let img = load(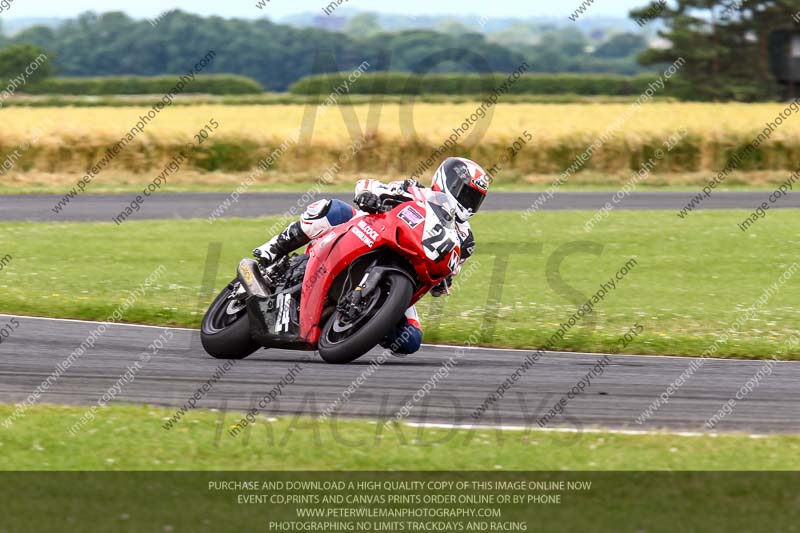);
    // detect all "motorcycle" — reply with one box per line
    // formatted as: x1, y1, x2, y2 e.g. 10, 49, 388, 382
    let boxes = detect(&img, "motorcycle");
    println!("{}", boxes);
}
201, 188, 462, 364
